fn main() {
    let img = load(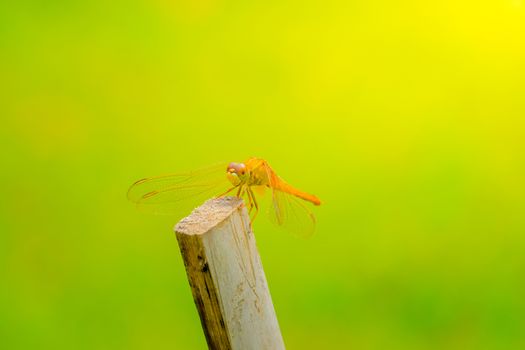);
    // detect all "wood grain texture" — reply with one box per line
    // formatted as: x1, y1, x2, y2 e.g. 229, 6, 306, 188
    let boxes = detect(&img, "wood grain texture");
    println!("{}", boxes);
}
175, 197, 285, 350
